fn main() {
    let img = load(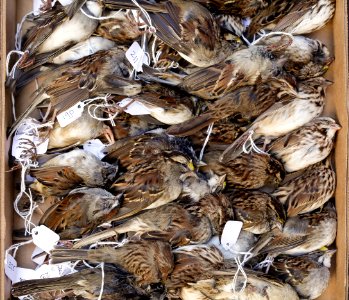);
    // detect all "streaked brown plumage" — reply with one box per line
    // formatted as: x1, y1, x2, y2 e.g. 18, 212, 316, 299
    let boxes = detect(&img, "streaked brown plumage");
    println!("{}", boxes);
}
268, 117, 340, 172
203, 151, 285, 190
228, 190, 286, 234
73, 193, 233, 248
51, 240, 174, 286
30, 149, 117, 197
39, 187, 120, 239
272, 158, 335, 216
